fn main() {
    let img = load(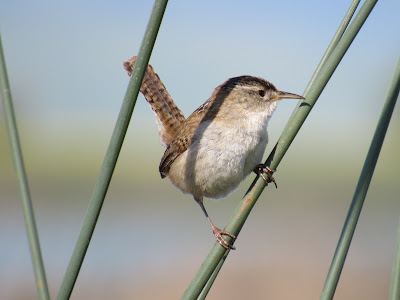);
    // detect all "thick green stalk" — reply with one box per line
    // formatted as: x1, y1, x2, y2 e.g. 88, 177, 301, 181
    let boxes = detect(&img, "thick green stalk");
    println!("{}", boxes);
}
0, 34, 50, 299
389, 218, 400, 300
57, 1, 169, 299
198, 251, 228, 300
266, 0, 377, 171
182, 0, 378, 298
320, 57, 400, 300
